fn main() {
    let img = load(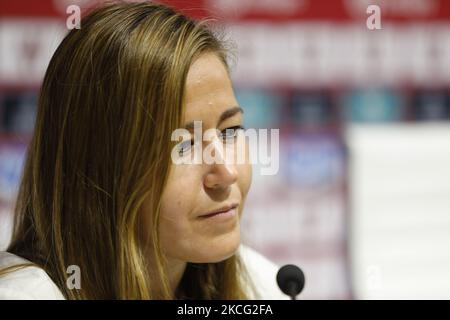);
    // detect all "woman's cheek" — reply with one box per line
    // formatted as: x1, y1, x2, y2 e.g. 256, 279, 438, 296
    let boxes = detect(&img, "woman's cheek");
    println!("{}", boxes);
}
238, 162, 252, 200
159, 165, 199, 230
